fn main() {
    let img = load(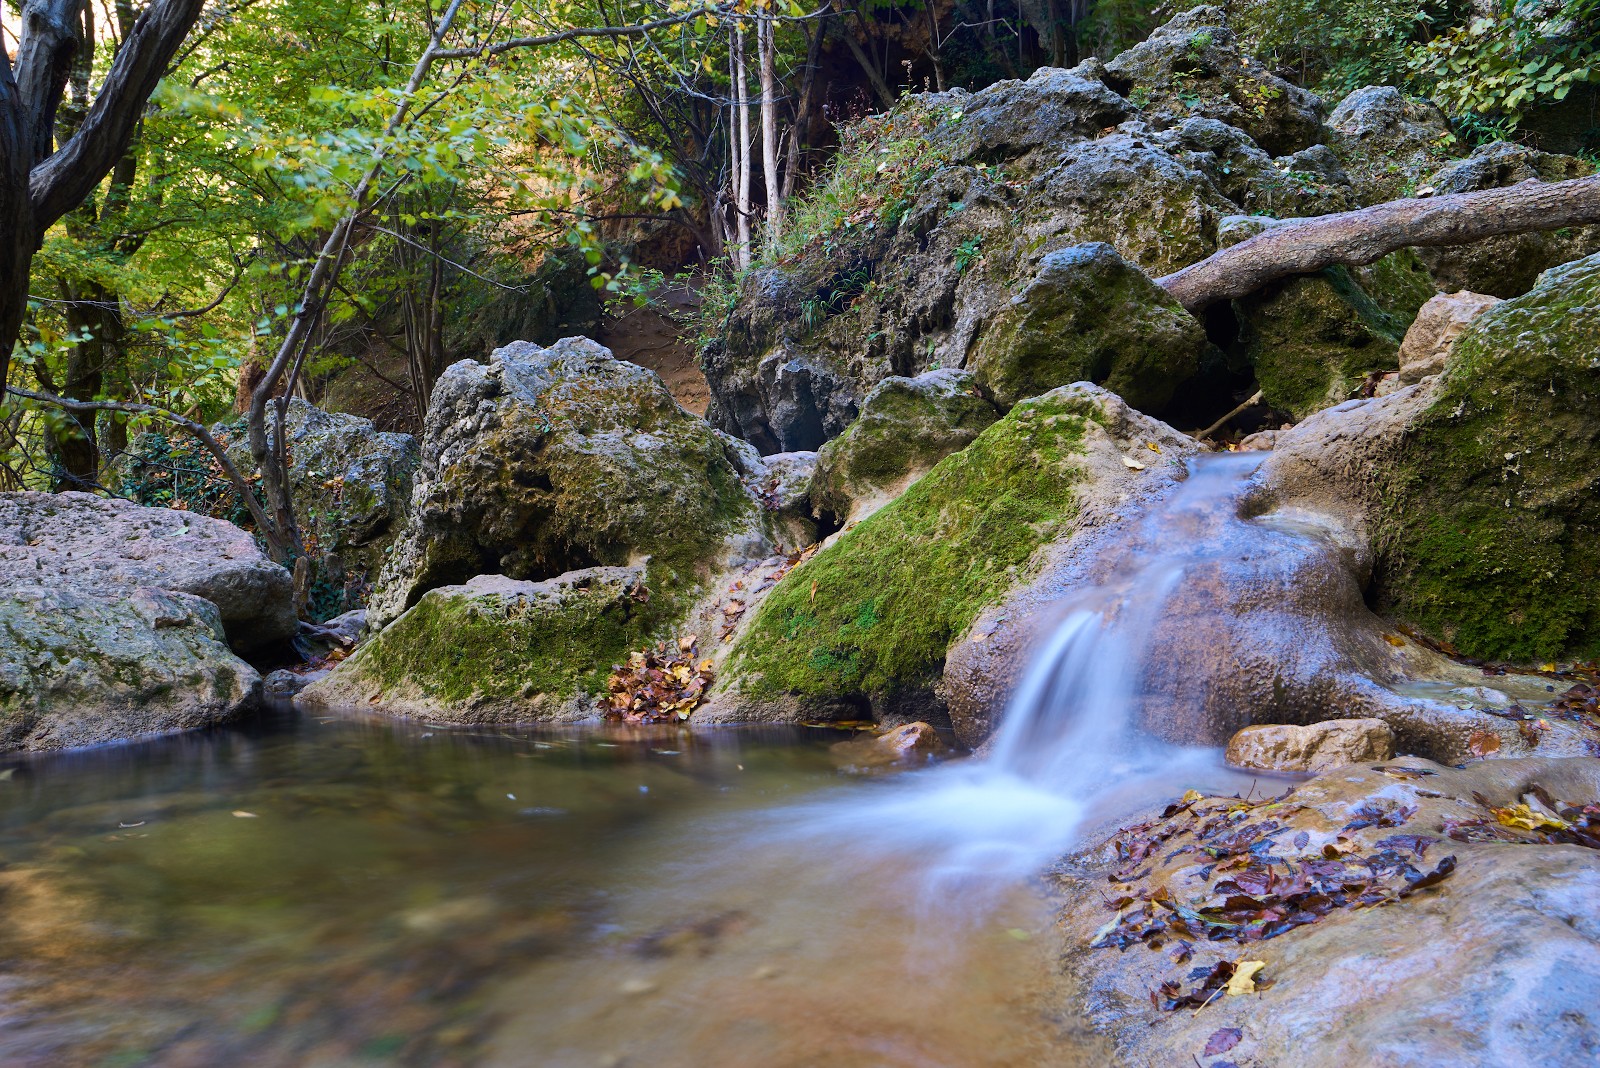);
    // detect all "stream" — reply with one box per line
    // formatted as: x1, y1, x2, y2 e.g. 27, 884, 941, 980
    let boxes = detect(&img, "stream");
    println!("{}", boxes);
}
0, 457, 1271, 1067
